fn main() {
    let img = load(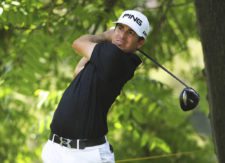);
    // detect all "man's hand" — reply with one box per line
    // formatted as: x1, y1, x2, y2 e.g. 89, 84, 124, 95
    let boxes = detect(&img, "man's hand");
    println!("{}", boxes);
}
101, 29, 114, 42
